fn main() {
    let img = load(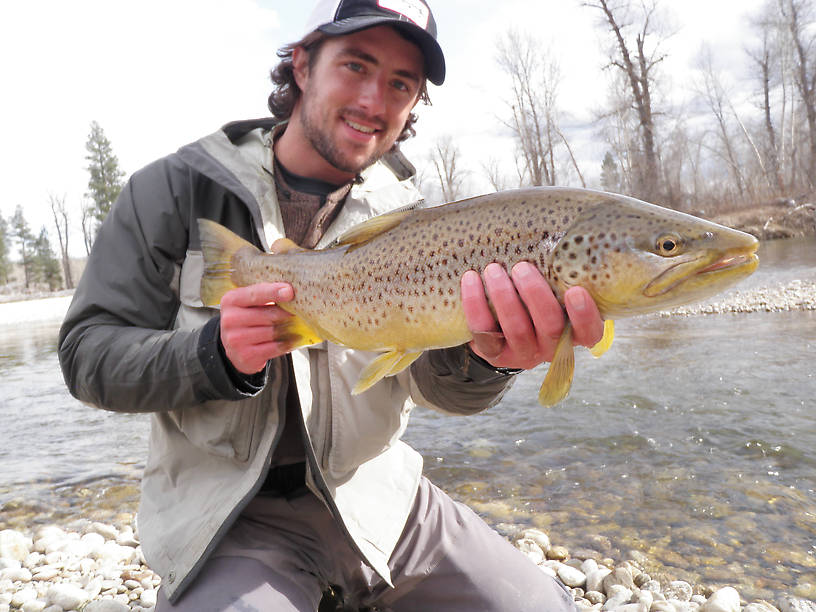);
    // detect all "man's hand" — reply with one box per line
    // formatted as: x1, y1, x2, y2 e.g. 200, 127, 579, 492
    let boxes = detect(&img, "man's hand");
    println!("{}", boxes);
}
219, 282, 296, 375
461, 262, 604, 370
